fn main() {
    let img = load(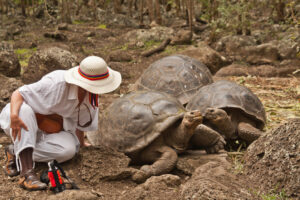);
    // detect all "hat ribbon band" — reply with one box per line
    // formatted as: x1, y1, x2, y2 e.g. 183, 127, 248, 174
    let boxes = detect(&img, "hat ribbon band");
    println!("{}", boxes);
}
78, 68, 109, 81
